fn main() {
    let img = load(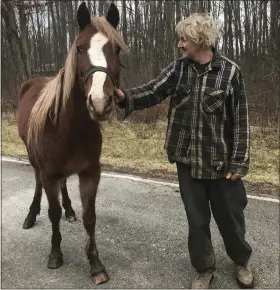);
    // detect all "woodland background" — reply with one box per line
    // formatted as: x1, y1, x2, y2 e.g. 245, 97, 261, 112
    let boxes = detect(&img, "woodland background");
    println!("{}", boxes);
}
2, 0, 280, 127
